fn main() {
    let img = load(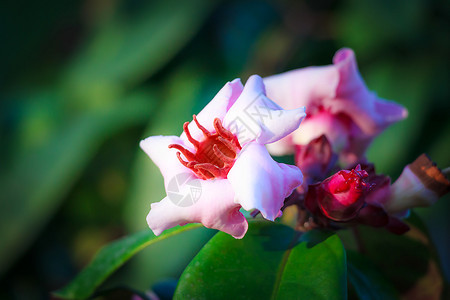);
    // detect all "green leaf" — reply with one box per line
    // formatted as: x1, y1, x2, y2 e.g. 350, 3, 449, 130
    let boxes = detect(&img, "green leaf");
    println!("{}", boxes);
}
174, 221, 347, 300
347, 251, 398, 300
351, 226, 432, 293
53, 224, 205, 300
